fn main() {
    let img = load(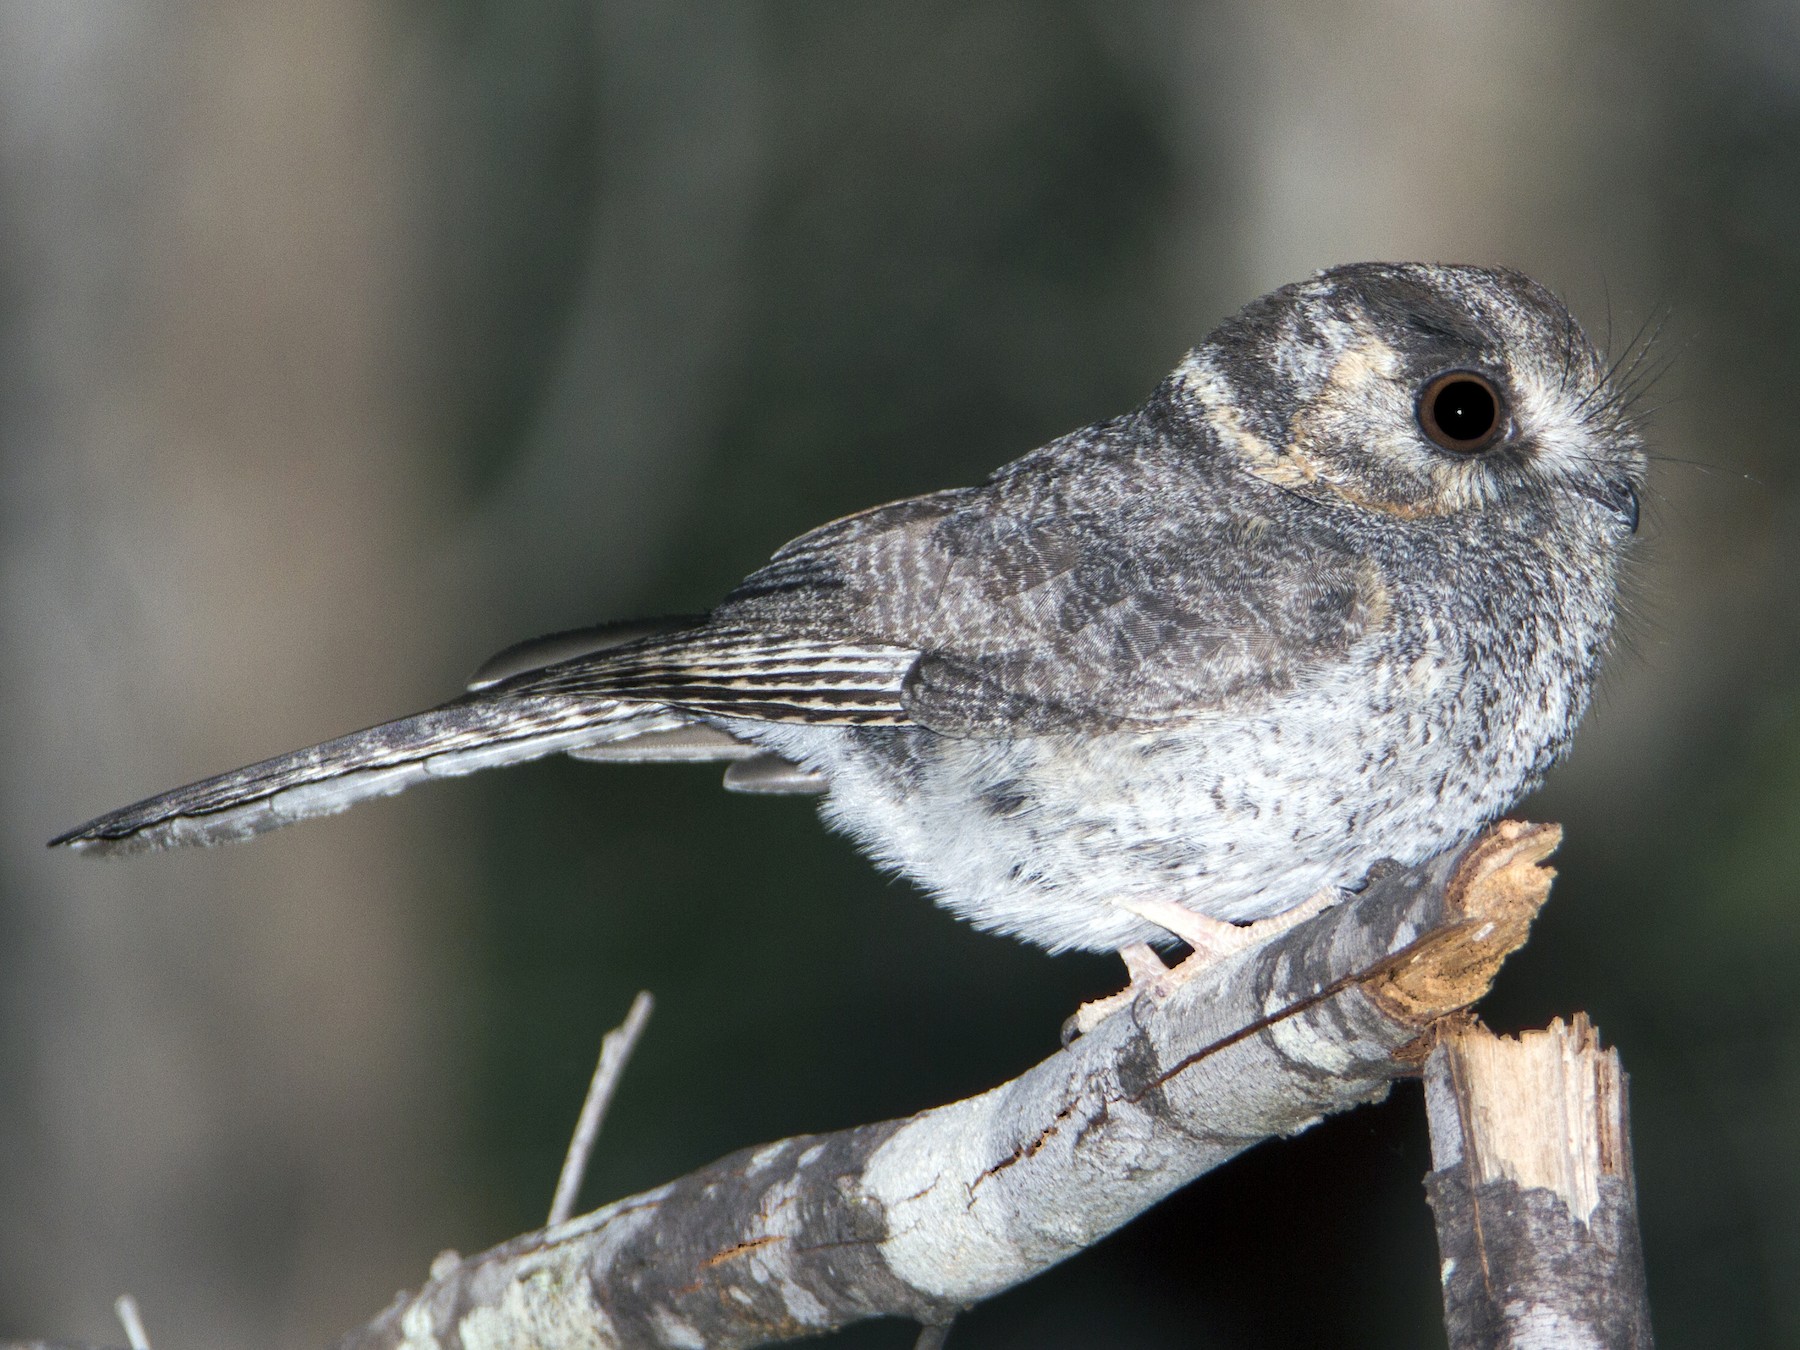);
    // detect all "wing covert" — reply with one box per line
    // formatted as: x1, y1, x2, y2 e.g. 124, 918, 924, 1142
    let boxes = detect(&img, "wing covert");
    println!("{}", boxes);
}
516, 420, 1392, 737
708, 428, 1393, 736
